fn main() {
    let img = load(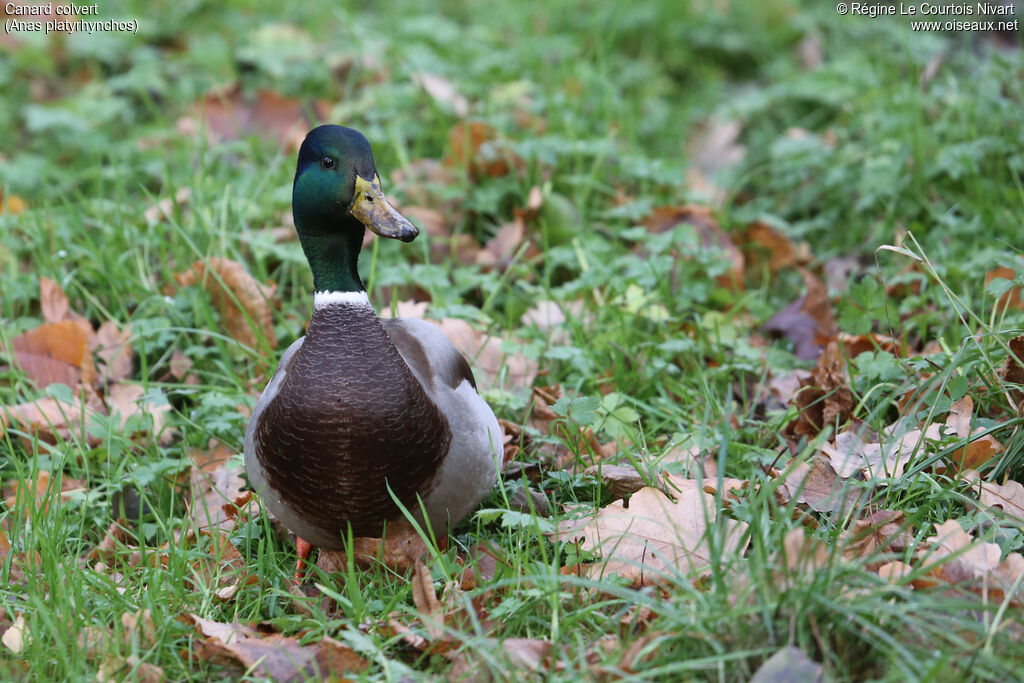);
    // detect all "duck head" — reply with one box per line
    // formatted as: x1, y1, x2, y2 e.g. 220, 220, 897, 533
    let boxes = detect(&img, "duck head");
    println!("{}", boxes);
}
292, 125, 417, 292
